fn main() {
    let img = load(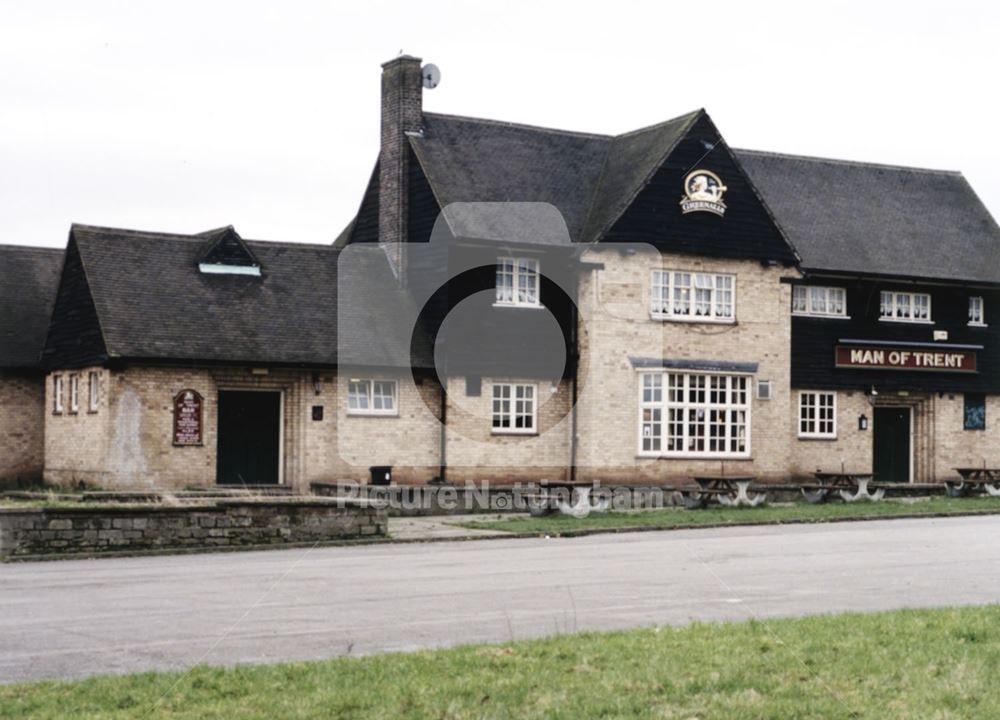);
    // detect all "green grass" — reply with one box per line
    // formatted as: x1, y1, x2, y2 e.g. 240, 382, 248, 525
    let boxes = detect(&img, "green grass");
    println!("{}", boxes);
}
459, 495, 1000, 535
3, 606, 1000, 718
